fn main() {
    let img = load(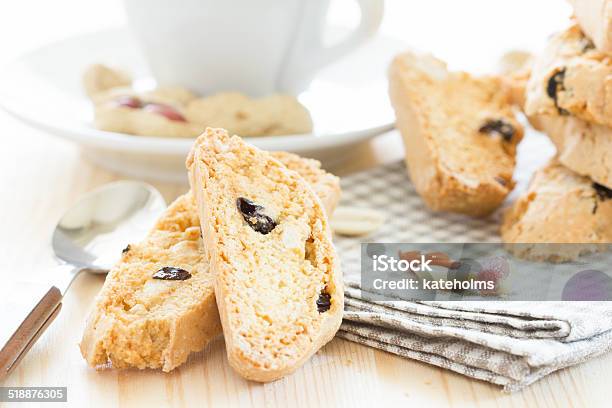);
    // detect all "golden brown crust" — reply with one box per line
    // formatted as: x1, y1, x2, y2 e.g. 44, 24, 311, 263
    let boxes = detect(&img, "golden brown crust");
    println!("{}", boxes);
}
501, 160, 612, 260
525, 24, 612, 127
389, 52, 523, 217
